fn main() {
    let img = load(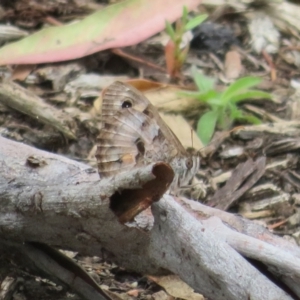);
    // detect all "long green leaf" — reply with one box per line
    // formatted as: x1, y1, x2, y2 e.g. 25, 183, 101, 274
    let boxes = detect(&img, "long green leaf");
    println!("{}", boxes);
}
230, 90, 272, 103
229, 103, 262, 125
179, 89, 220, 104
185, 14, 207, 31
239, 113, 262, 125
182, 6, 188, 23
197, 110, 218, 145
165, 21, 175, 41
192, 66, 215, 93
222, 77, 262, 102
199, 90, 220, 103
229, 105, 244, 120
